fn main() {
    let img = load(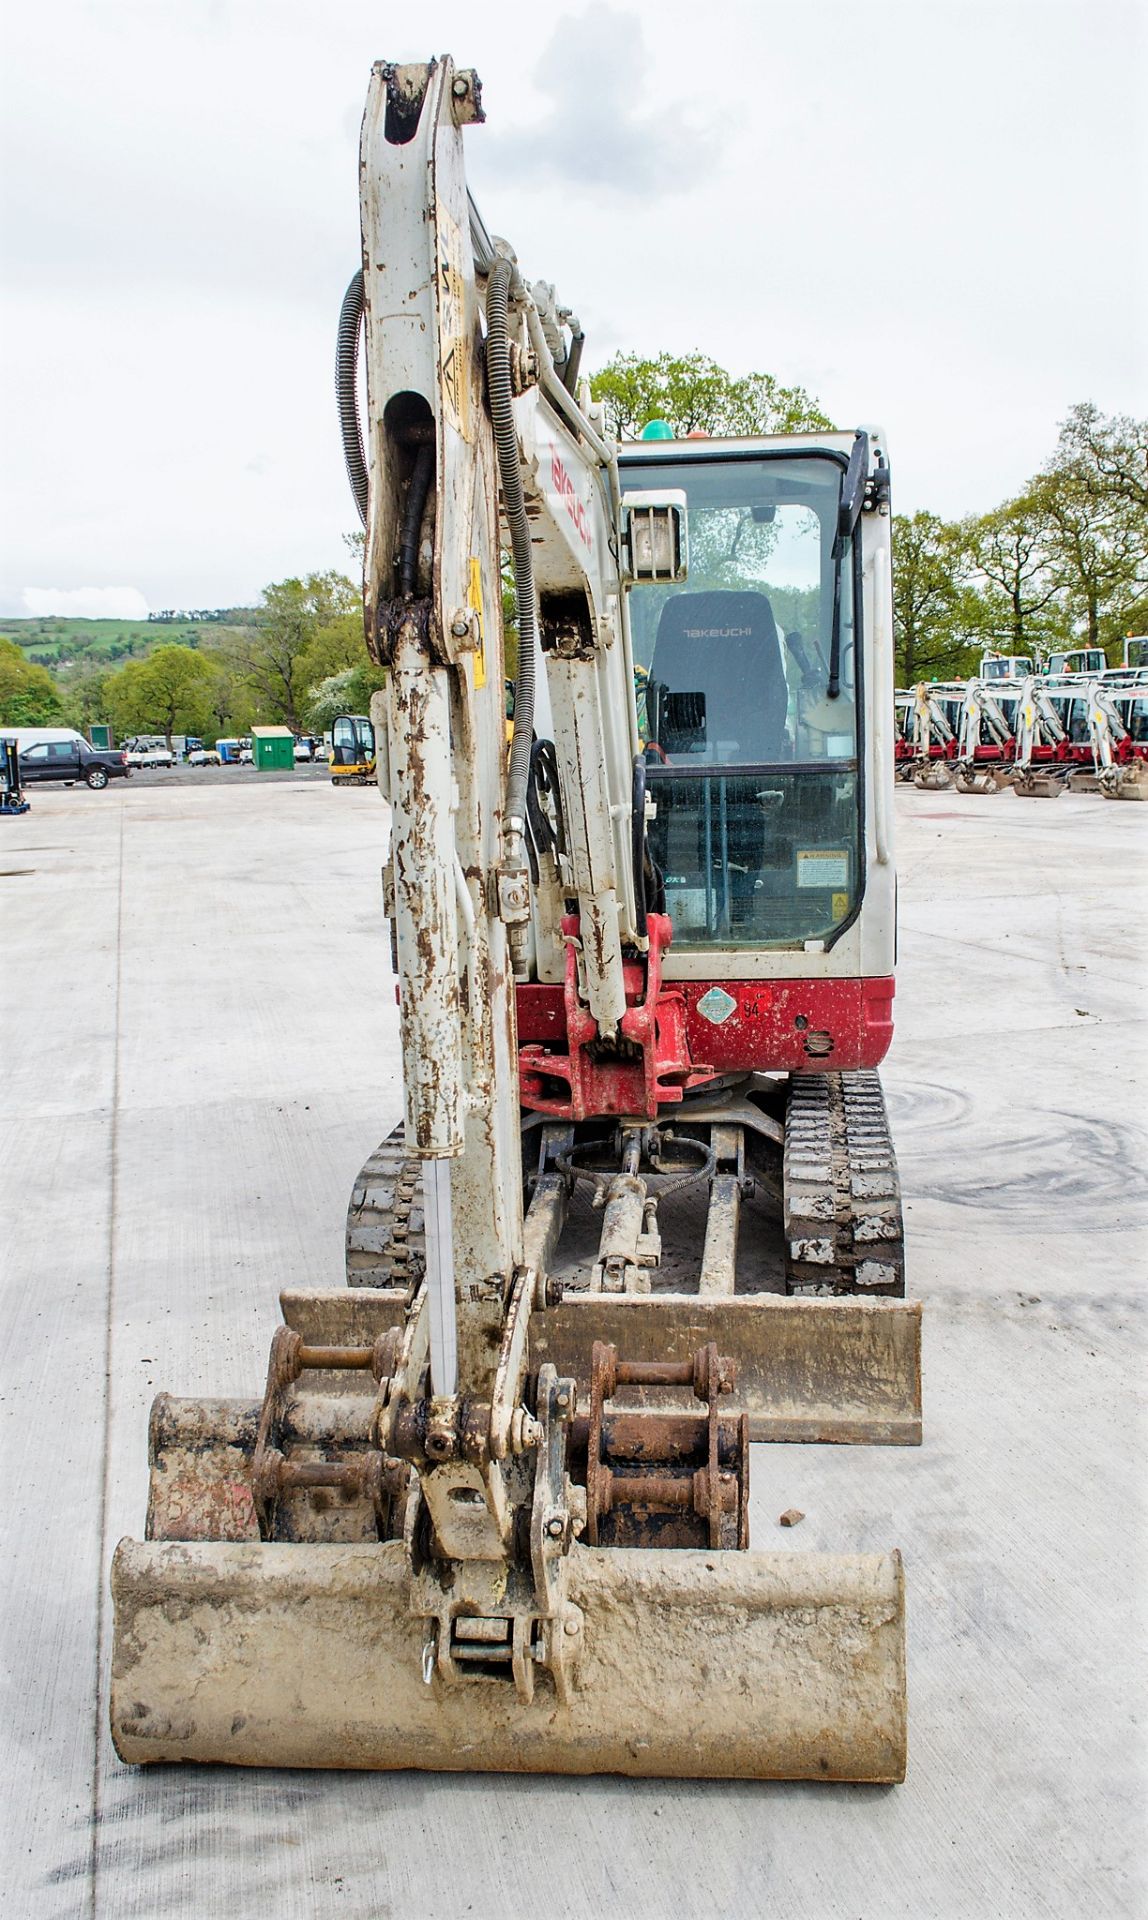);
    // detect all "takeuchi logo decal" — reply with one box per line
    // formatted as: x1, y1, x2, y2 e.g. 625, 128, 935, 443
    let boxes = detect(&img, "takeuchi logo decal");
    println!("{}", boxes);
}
551, 448, 592, 551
